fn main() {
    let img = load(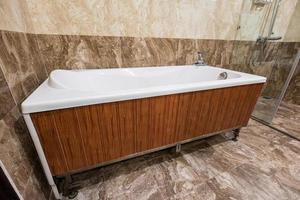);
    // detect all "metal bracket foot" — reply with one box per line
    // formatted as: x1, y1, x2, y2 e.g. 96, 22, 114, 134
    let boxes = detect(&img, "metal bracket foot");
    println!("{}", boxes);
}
176, 143, 181, 153
68, 191, 78, 199
61, 174, 79, 199
232, 128, 240, 141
